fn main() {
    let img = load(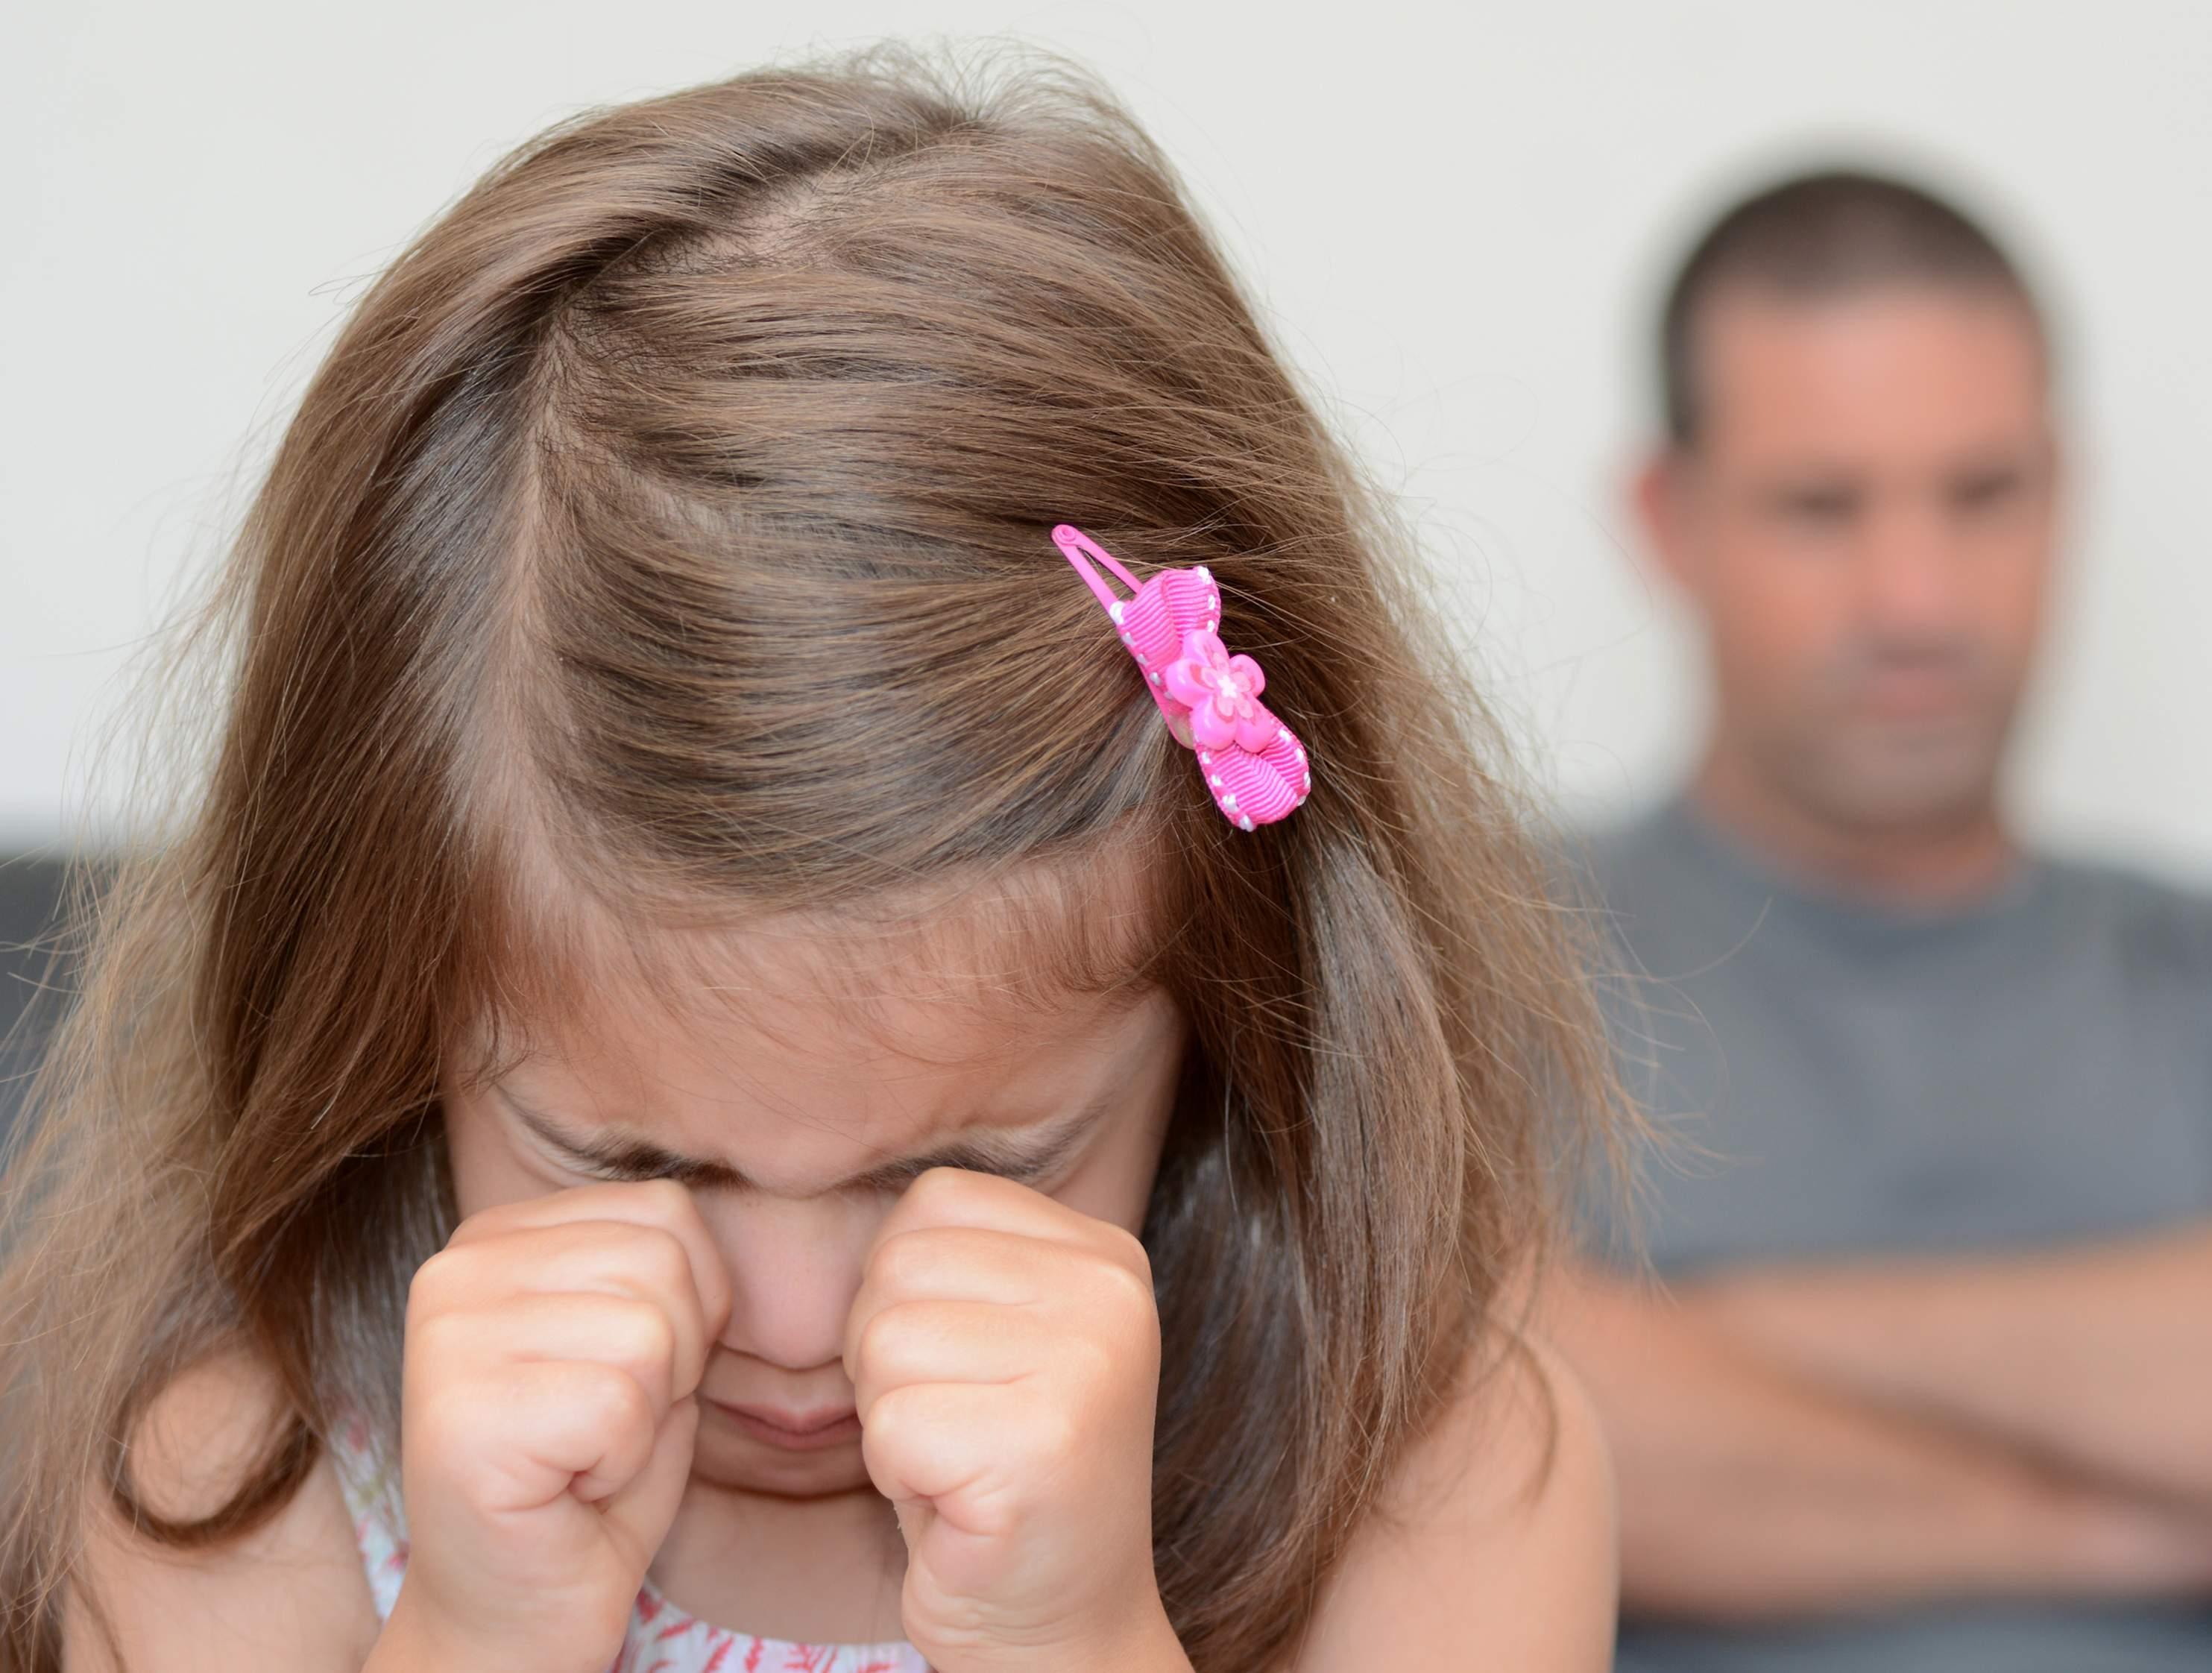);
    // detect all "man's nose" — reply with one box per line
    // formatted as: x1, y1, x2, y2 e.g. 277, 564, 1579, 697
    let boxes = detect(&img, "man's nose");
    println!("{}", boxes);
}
1856, 500, 1968, 638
